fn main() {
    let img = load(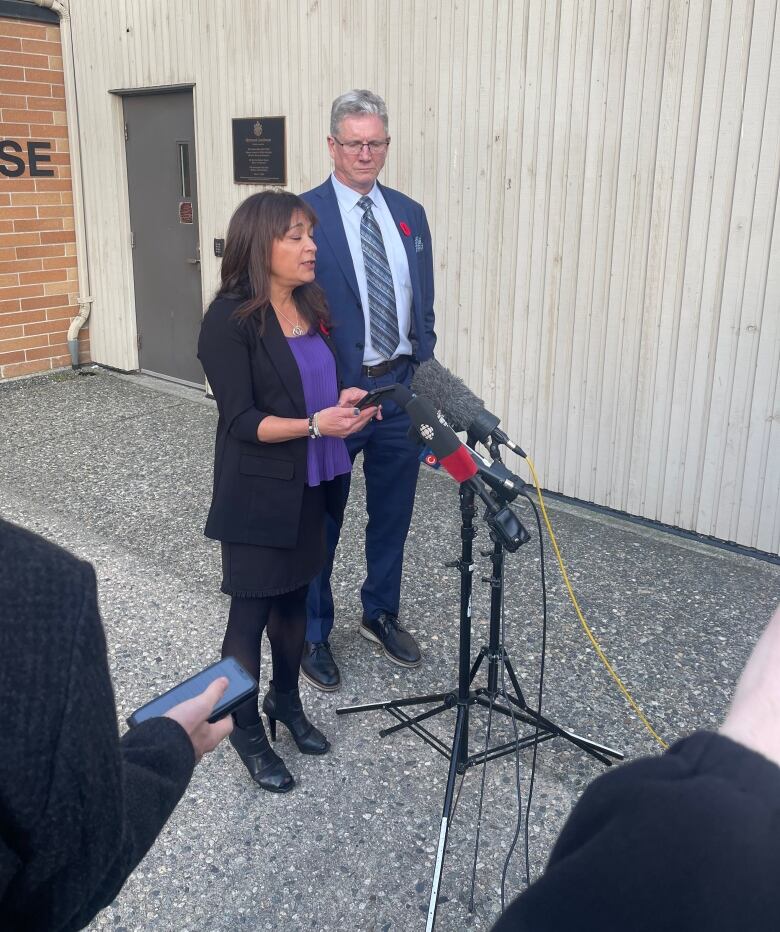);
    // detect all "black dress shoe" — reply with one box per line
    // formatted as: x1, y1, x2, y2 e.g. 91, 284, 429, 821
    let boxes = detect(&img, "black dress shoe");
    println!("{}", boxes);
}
228, 720, 294, 793
262, 682, 330, 755
300, 640, 341, 691
359, 612, 422, 667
